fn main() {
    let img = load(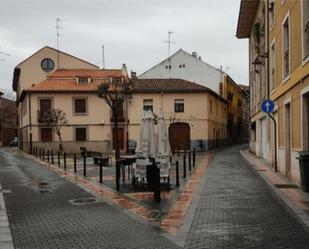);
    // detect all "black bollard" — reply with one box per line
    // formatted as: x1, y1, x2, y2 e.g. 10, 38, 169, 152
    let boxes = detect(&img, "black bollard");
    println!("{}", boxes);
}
83, 156, 86, 177
183, 152, 187, 178
116, 160, 120, 191
188, 151, 191, 172
176, 161, 180, 187
73, 154, 77, 173
51, 150, 54, 164
39, 148, 41, 159
99, 158, 103, 183
156, 165, 161, 203
193, 148, 196, 168
58, 151, 60, 167
42, 149, 45, 161
64, 152, 67, 171
47, 149, 50, 163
